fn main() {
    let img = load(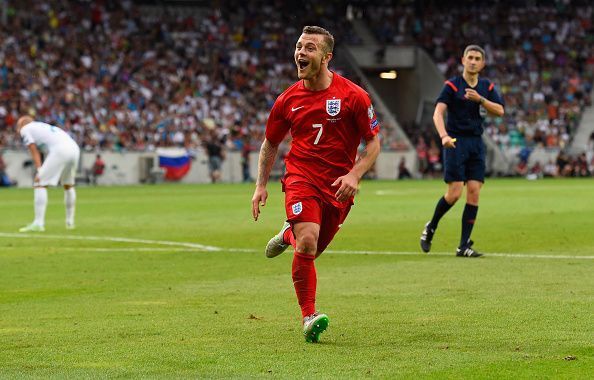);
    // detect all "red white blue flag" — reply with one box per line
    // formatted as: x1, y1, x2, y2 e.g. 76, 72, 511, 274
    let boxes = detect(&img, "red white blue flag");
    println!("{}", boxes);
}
157, 148, 191, 181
